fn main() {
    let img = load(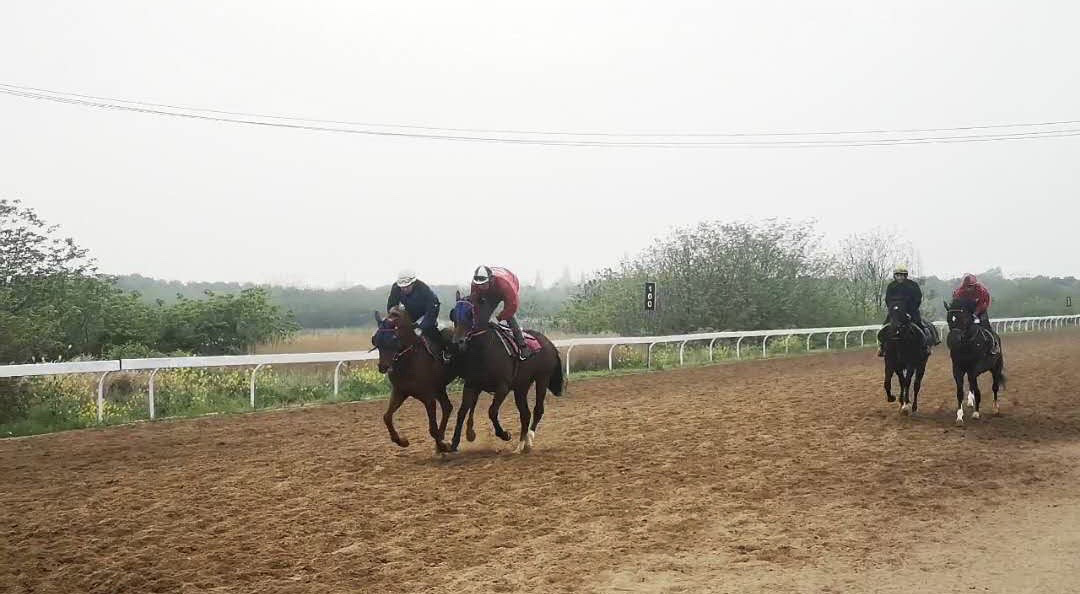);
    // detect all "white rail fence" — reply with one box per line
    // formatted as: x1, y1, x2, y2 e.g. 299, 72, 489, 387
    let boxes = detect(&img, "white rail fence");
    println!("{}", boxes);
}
1, 315, 1076, 424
